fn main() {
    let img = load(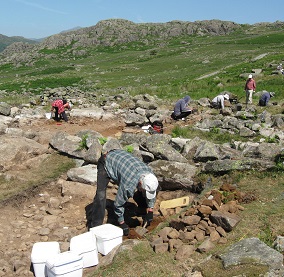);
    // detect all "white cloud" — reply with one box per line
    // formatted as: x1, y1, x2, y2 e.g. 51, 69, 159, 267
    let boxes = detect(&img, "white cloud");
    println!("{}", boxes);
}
15, 0, 68, 15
